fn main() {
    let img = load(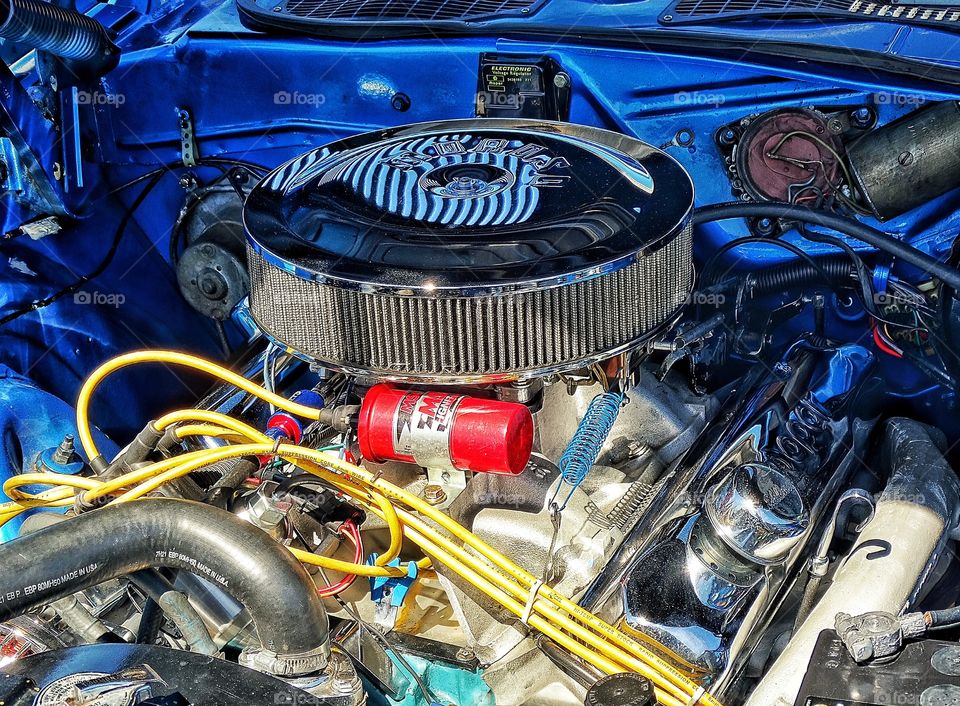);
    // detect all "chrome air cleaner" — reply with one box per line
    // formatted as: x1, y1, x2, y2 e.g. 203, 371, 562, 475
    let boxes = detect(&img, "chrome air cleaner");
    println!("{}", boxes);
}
244, 119, 694, 382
